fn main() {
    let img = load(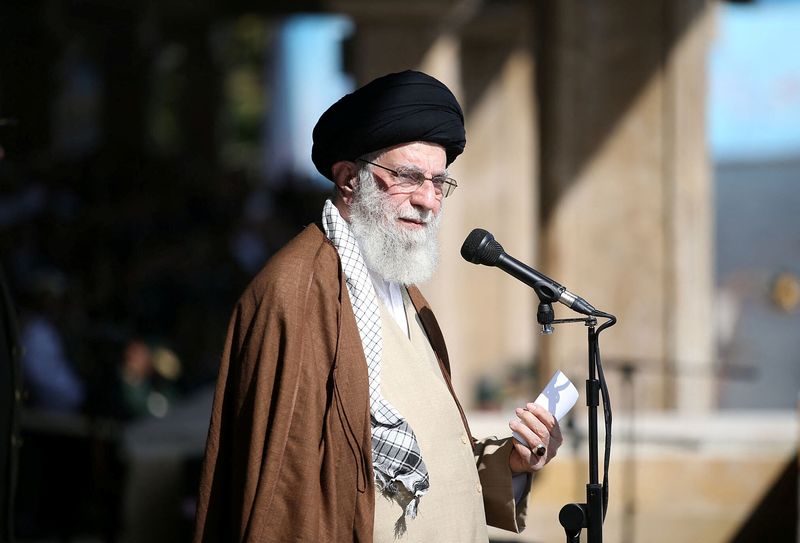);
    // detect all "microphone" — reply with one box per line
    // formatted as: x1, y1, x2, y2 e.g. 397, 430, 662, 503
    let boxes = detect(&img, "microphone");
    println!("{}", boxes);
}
460, 228, 597, 316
